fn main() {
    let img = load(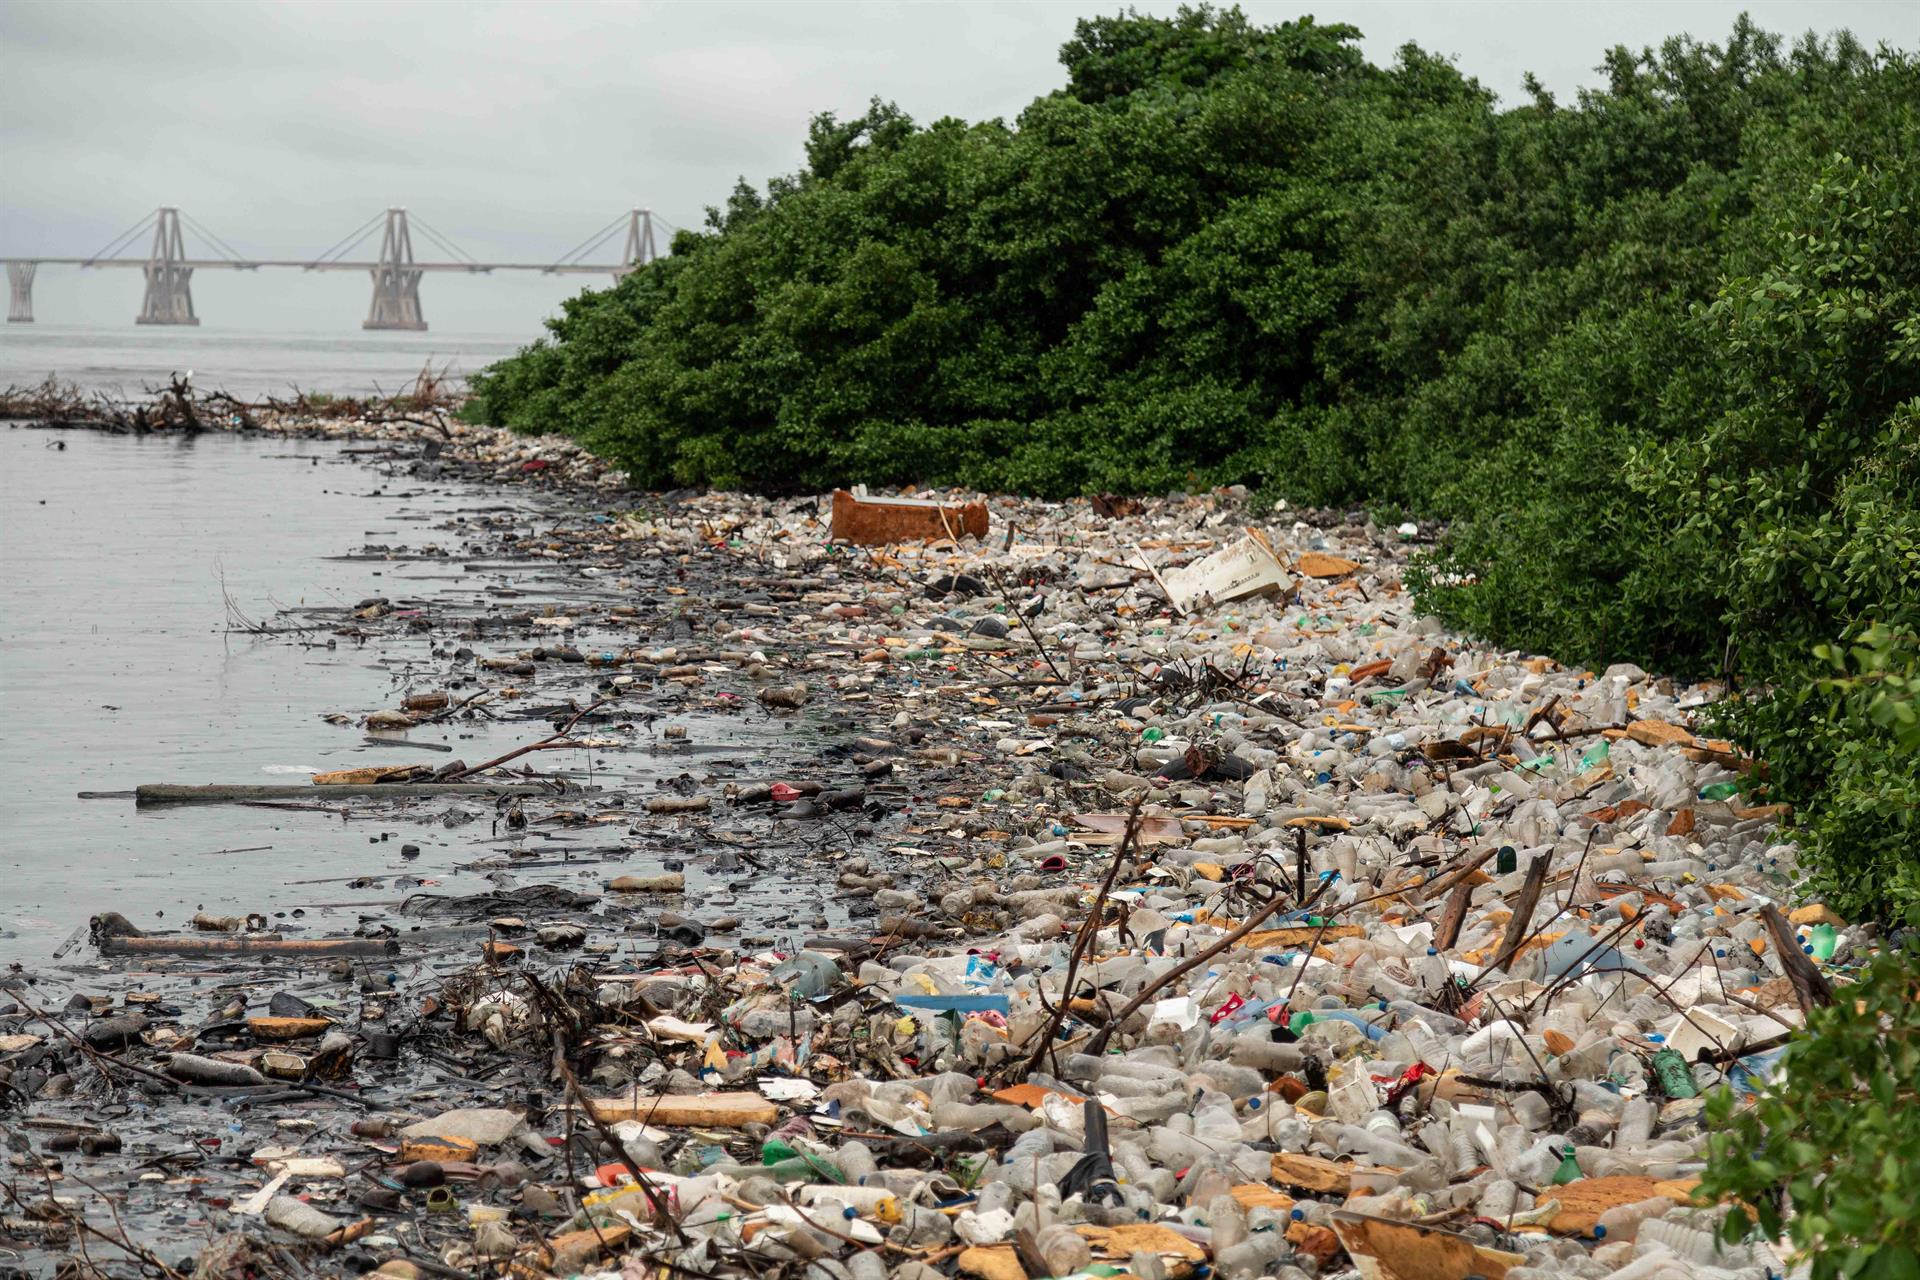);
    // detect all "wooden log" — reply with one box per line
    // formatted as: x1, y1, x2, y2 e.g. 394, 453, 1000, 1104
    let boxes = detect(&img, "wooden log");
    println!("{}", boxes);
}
136, 782, 564, 804
583, 1090, 778, 1127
